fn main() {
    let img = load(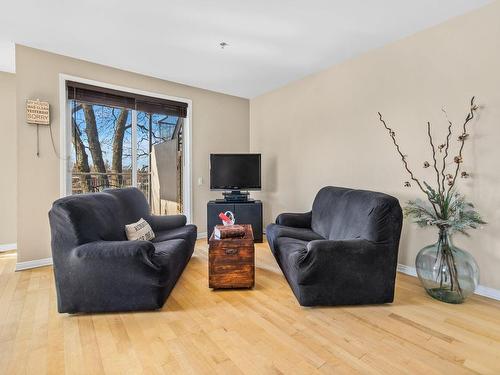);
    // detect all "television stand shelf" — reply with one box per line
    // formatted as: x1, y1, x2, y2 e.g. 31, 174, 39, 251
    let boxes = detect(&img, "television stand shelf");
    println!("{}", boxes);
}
207, 200, 263, 243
